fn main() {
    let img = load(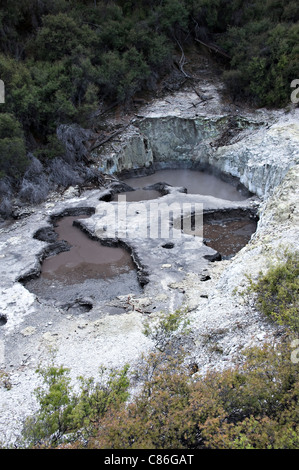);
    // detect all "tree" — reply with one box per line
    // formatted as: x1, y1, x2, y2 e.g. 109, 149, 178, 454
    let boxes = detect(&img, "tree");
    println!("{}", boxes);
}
23, 365, 75, 446
0, 113, 28, 179
97, 47, 150, 101
0, 53, 38, 130
32, 13, 94, 62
